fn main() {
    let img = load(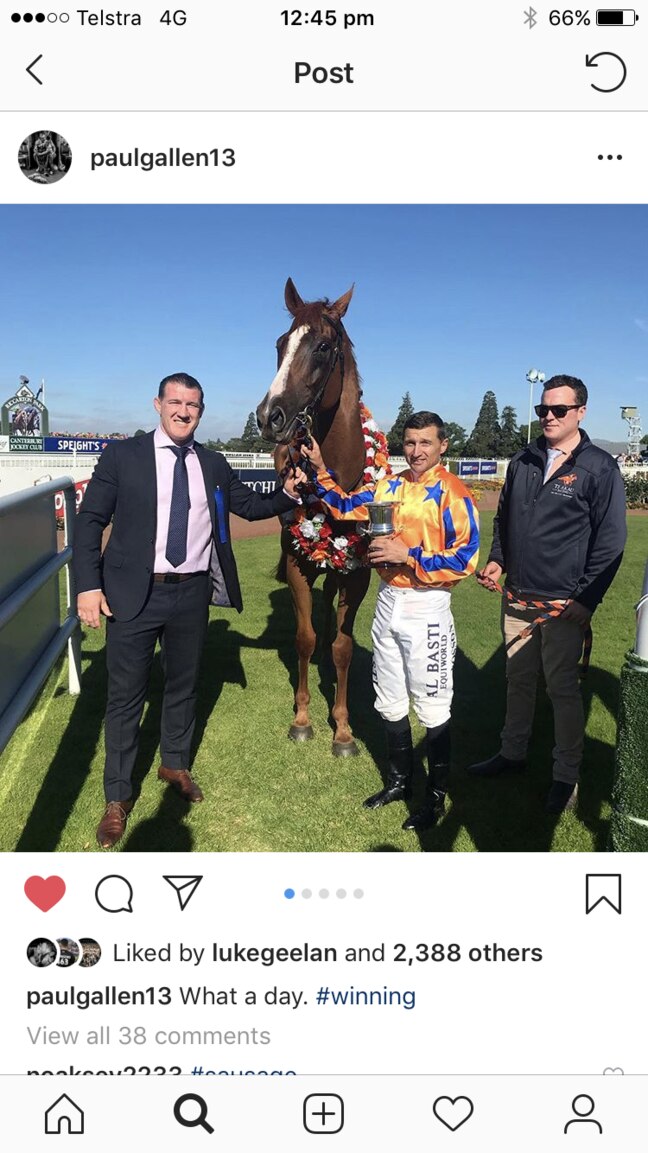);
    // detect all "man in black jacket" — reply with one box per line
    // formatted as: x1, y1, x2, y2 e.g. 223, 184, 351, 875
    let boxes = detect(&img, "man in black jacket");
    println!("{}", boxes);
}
468, 375, 627, 814
74, 373, 299, 848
